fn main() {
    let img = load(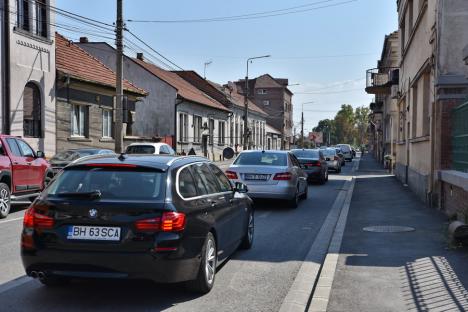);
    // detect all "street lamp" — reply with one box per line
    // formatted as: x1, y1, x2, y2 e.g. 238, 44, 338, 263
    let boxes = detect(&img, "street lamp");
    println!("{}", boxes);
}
243, 55, 271, 150
301, 101, 315, 148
